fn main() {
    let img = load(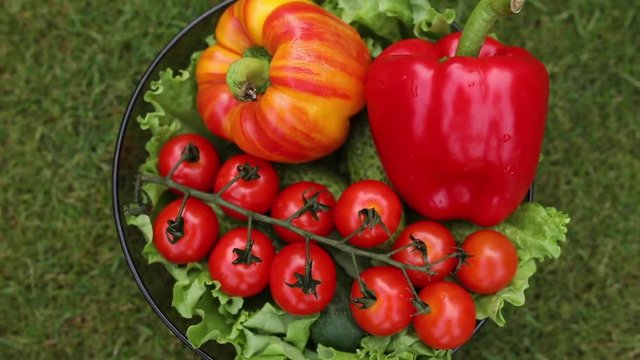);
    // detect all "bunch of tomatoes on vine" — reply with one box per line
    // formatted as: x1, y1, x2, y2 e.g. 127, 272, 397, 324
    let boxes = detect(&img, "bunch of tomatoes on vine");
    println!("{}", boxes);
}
137, 133, 519, 351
